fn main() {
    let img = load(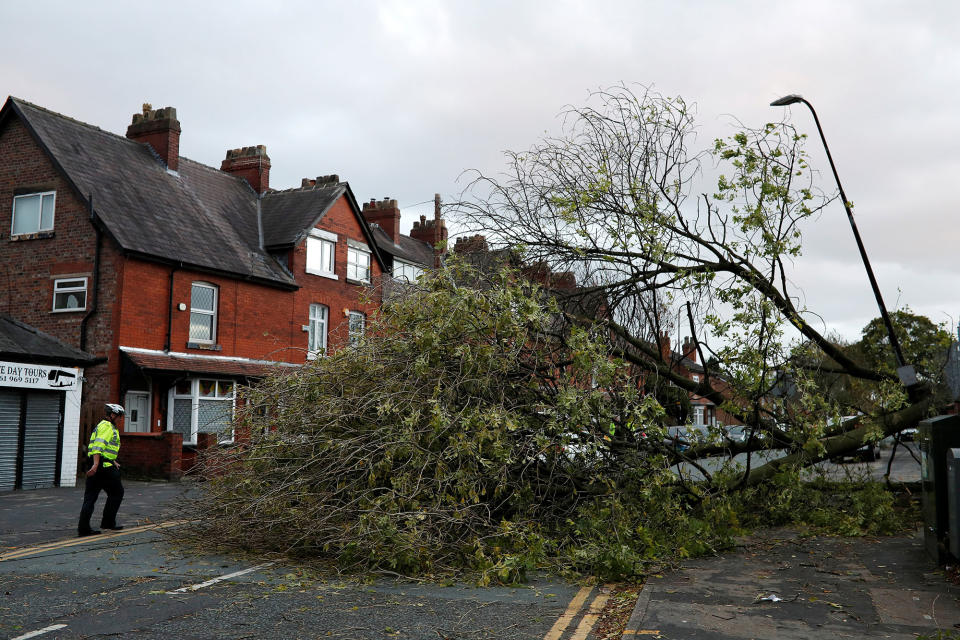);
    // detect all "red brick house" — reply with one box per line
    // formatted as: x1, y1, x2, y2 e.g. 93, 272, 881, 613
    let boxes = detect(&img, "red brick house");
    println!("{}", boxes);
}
656, 333, 738, 427
0, 98, 393, 485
